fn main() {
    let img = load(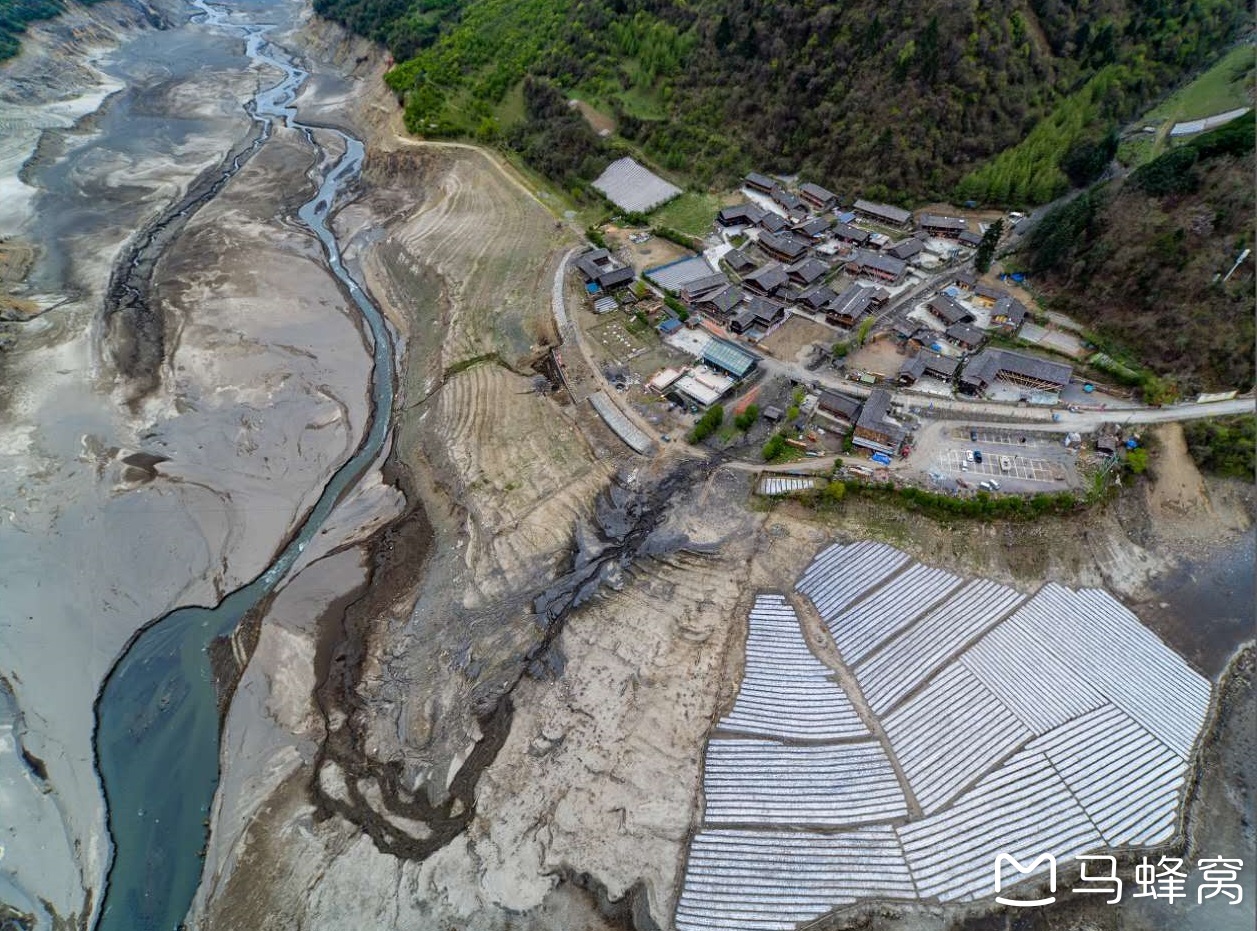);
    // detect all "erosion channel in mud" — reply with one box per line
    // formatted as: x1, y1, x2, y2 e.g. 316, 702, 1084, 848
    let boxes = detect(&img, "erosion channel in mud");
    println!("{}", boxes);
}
91, 3, 396, 929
